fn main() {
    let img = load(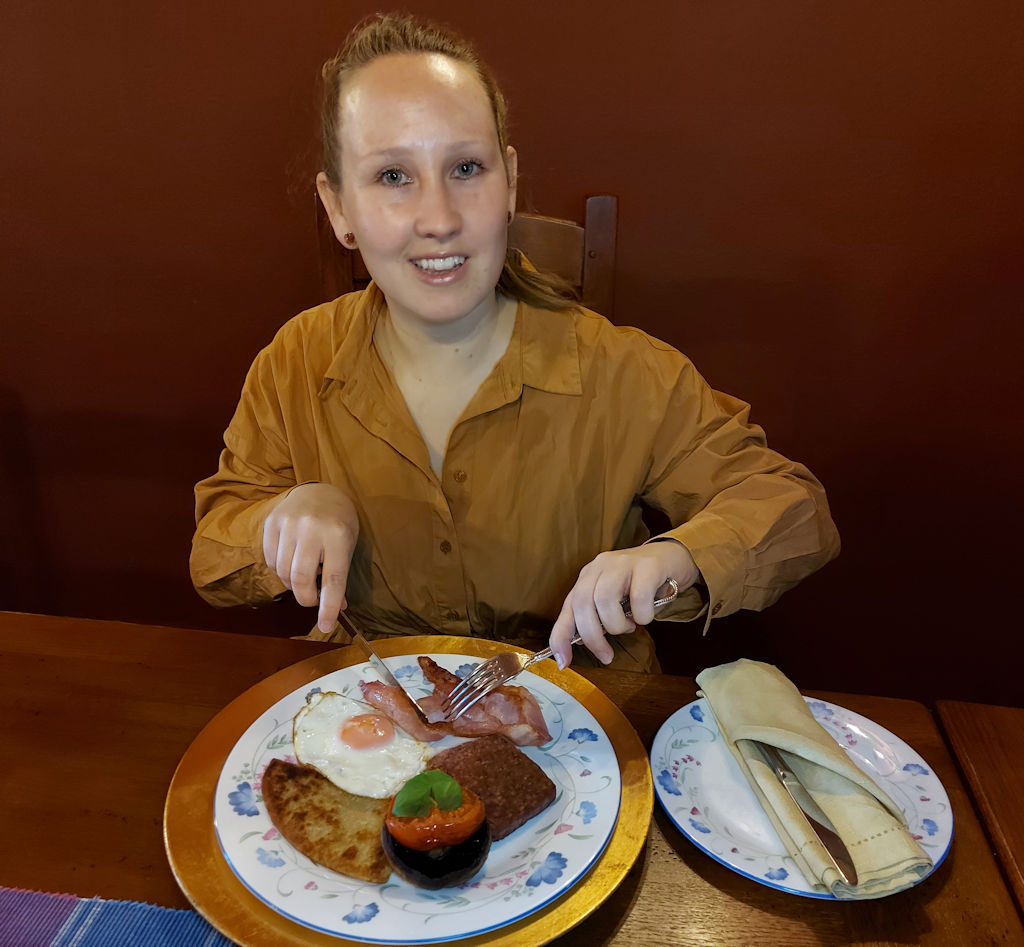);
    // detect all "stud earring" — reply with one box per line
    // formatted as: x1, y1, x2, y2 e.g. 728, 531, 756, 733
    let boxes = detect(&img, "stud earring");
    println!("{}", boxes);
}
343, 232, 355, 246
